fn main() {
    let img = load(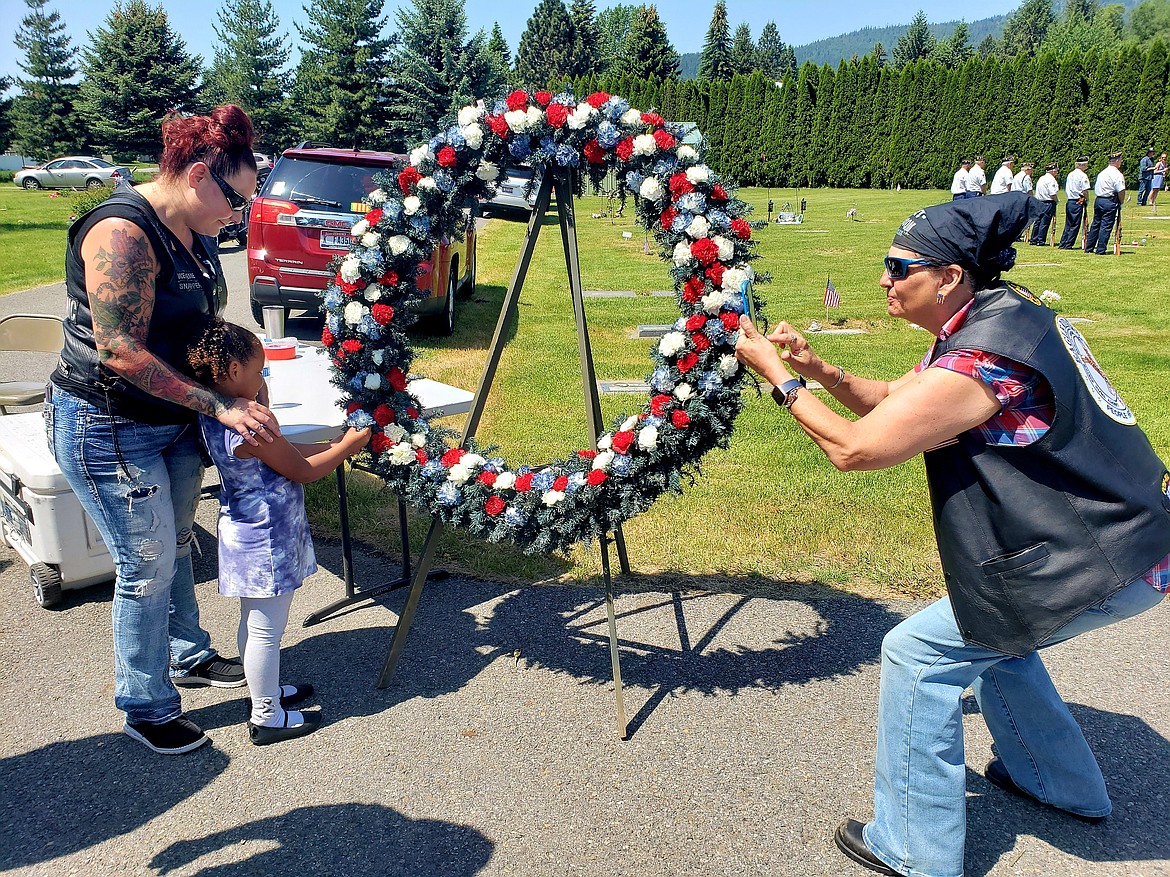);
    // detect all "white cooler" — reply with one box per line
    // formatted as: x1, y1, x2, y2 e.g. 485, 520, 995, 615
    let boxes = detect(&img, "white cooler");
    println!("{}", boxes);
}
0, 412, 115, 607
